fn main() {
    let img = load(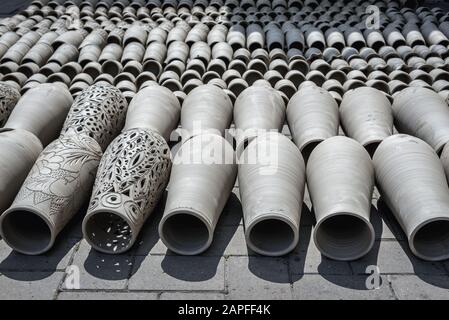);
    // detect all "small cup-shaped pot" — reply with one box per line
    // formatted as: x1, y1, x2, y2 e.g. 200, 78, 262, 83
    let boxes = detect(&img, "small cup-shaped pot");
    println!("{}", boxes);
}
0, 82, 21, 127
238, 132, 305, 256
2, 83, 73, 147
181, 84, 233, 139
374, 134, 449, 261
61, 83, 128, 151
287, 85, 339, 159
307, 136, 375, 261
234, 84, 286, 156
0, 130, 102, 255
392, 87, 449, 154
0, 129, 43, 215
123, 84, 180, 141
159, 133, 237, 255
340, 87, 393, 156
83, 128, 171, 254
